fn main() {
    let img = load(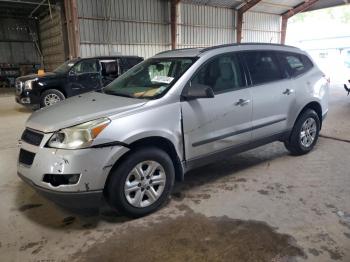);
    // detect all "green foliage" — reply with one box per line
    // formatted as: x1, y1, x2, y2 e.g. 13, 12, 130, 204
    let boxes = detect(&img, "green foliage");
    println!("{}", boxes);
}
289, 5, 350, 24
